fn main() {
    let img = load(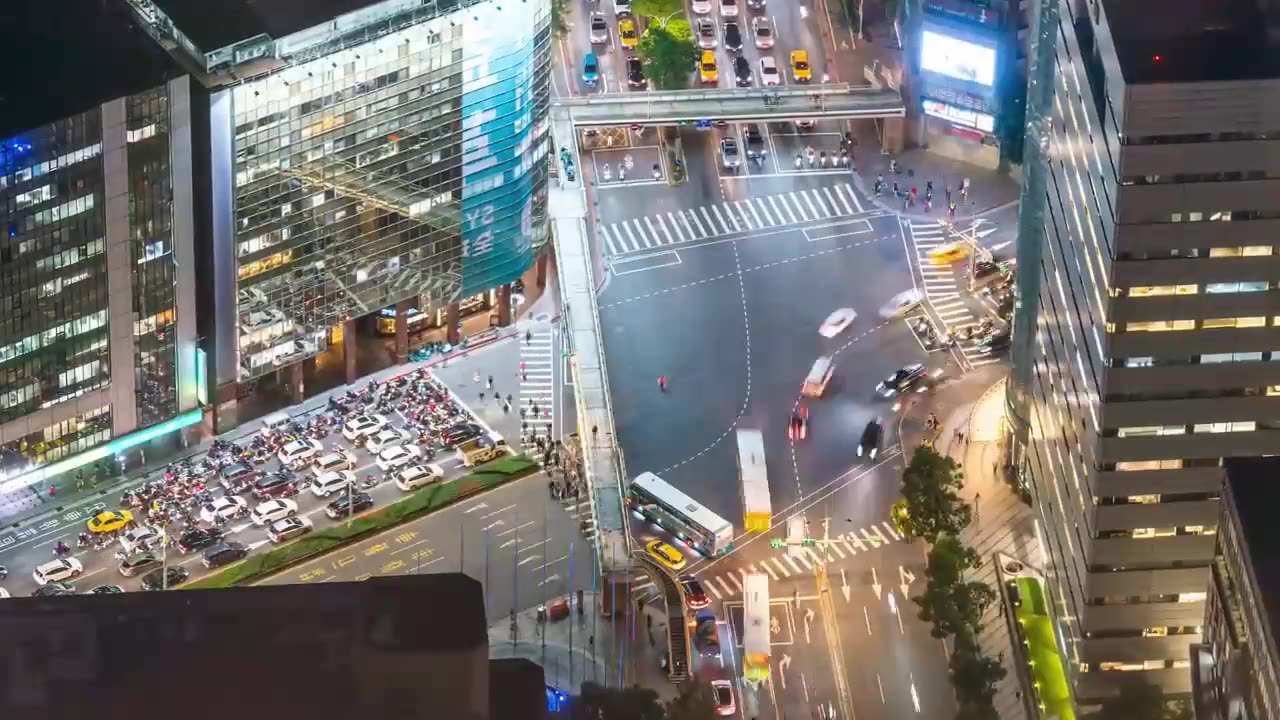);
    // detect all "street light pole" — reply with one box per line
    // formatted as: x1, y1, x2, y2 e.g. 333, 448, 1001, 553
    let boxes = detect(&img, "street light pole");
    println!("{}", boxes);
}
858, 0, 864, 39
